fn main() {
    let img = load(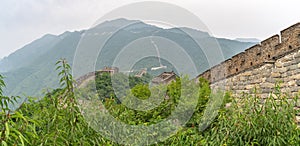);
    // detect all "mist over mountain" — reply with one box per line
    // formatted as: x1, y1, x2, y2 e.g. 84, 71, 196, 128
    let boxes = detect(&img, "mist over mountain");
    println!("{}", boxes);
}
235, 38, 260, 43
0, 18, 256, 97
0, 34, 61, 72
